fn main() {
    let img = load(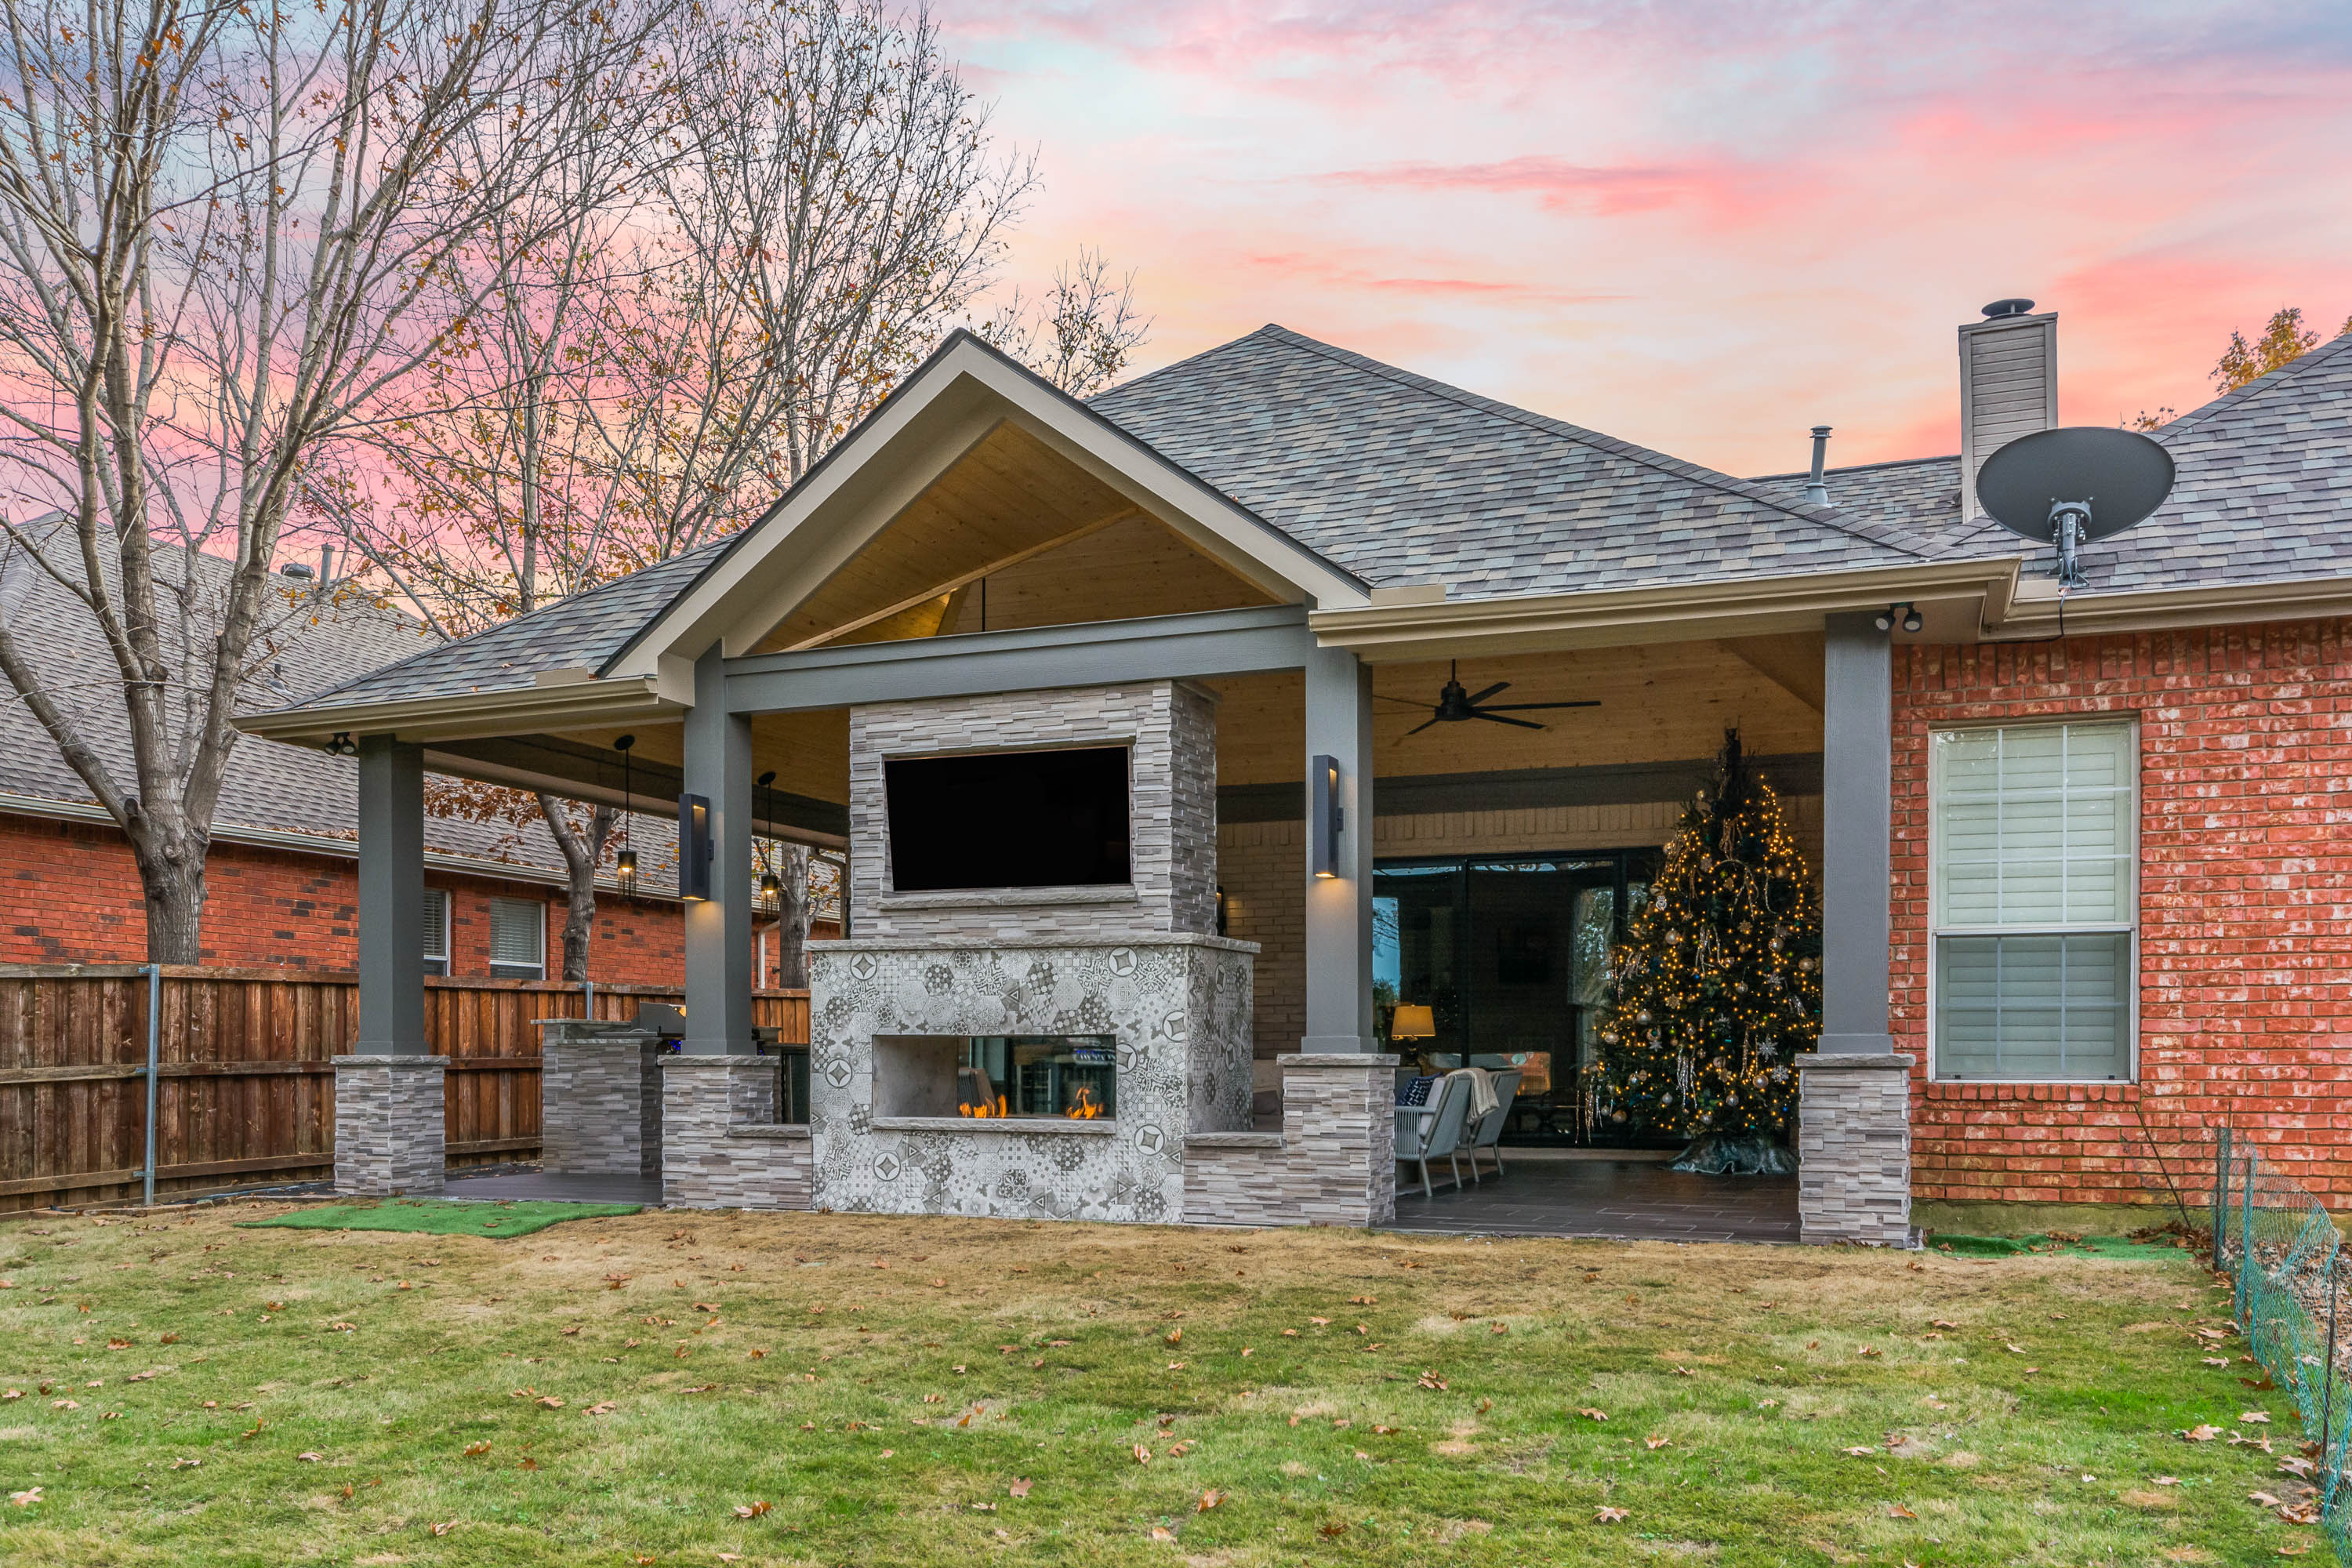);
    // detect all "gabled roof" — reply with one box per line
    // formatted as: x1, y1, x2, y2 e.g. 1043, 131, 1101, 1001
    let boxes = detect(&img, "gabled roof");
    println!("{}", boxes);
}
1091, 325, 1939, 601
